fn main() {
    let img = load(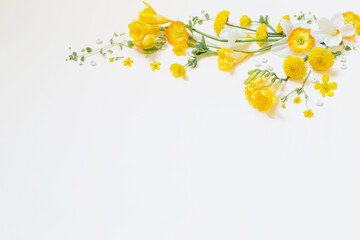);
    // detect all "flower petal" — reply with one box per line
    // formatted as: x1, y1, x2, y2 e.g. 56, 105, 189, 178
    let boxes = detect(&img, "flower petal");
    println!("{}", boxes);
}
326, 91, 334, 97
331, 13, 344, 29
317, 18, 333, 34
322, 75, 330, 83
314, 83, 322, 90
324, 34, 342, 47
271, 38, 294, 57
280, 19, 294, 36
340, 24, 356, 37
329, 82, 337, 90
